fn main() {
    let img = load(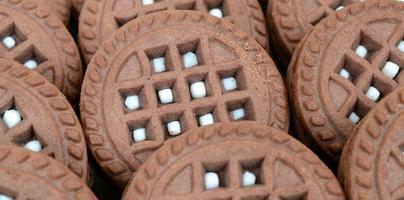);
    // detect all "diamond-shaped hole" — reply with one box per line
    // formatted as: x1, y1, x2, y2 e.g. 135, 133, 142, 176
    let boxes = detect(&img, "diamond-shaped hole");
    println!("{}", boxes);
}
178, 40, 204, 69
0, 23, 26, 50
120, 86, 147, 112
15, 46, 47, 70
217, 67, 246, 93
145, 45, 174, 74
10, 126, 44, 153
186, 73, 210, 100
353, 33, 382, 63
194, 105, 217, 127
203, 161, 228, 190
128, 119, 152, 143
335, 54, 367, 85
226, 98, 254, 121
364, 78, 394, 102
346, 100, 370, 124
161, 111, 188, 138
2, 106, 23, 129
240, 157, 264, 187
